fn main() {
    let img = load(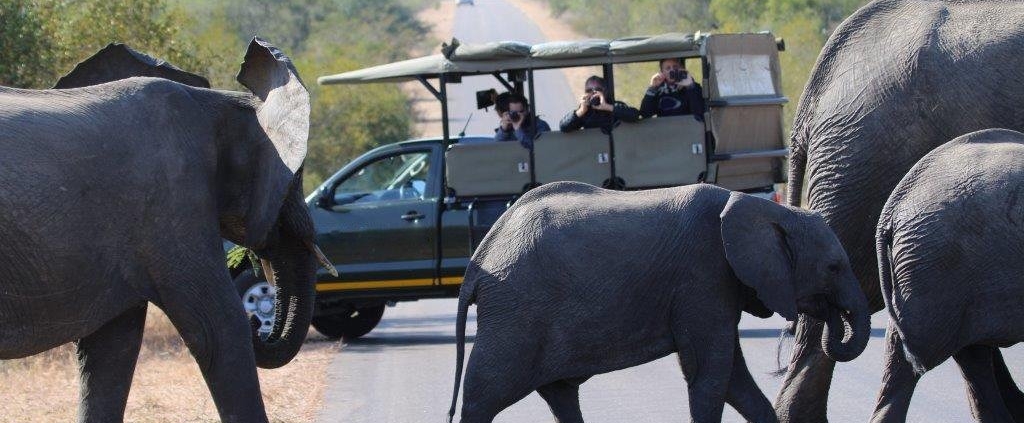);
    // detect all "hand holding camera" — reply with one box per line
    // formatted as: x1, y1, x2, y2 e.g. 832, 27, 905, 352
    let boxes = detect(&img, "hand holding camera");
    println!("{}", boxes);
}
508, 110, 525, 129
499, 112, 513, 131
649, 72, 666, 88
